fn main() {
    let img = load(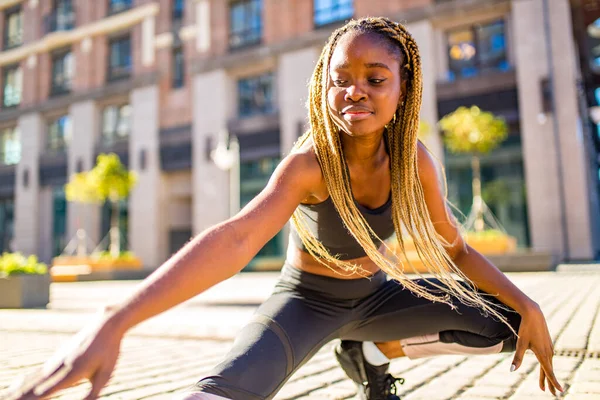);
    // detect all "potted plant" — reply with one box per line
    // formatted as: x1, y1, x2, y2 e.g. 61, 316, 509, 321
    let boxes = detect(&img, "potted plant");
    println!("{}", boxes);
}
438, 106, 517, 255
0, 253, 50, 308
52, 153, 141, 281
